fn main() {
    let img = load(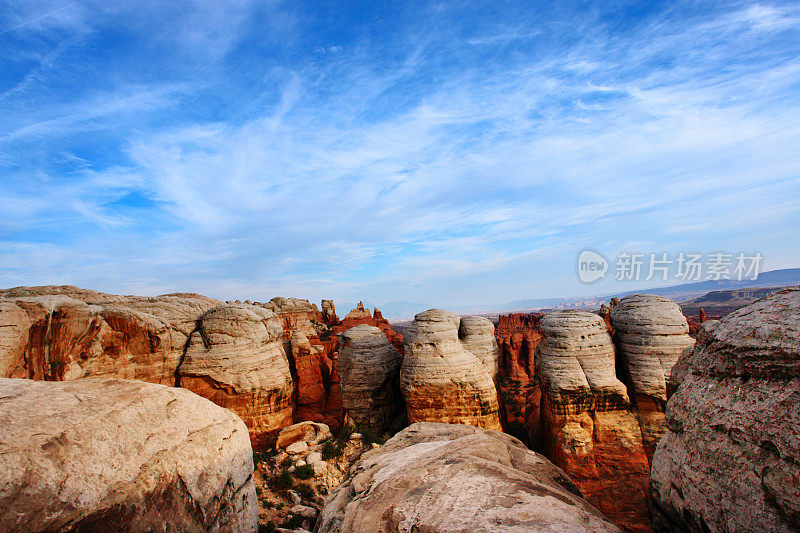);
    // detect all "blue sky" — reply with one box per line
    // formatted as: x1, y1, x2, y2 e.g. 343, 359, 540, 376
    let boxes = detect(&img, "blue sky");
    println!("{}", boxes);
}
1, 1, 799, 315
